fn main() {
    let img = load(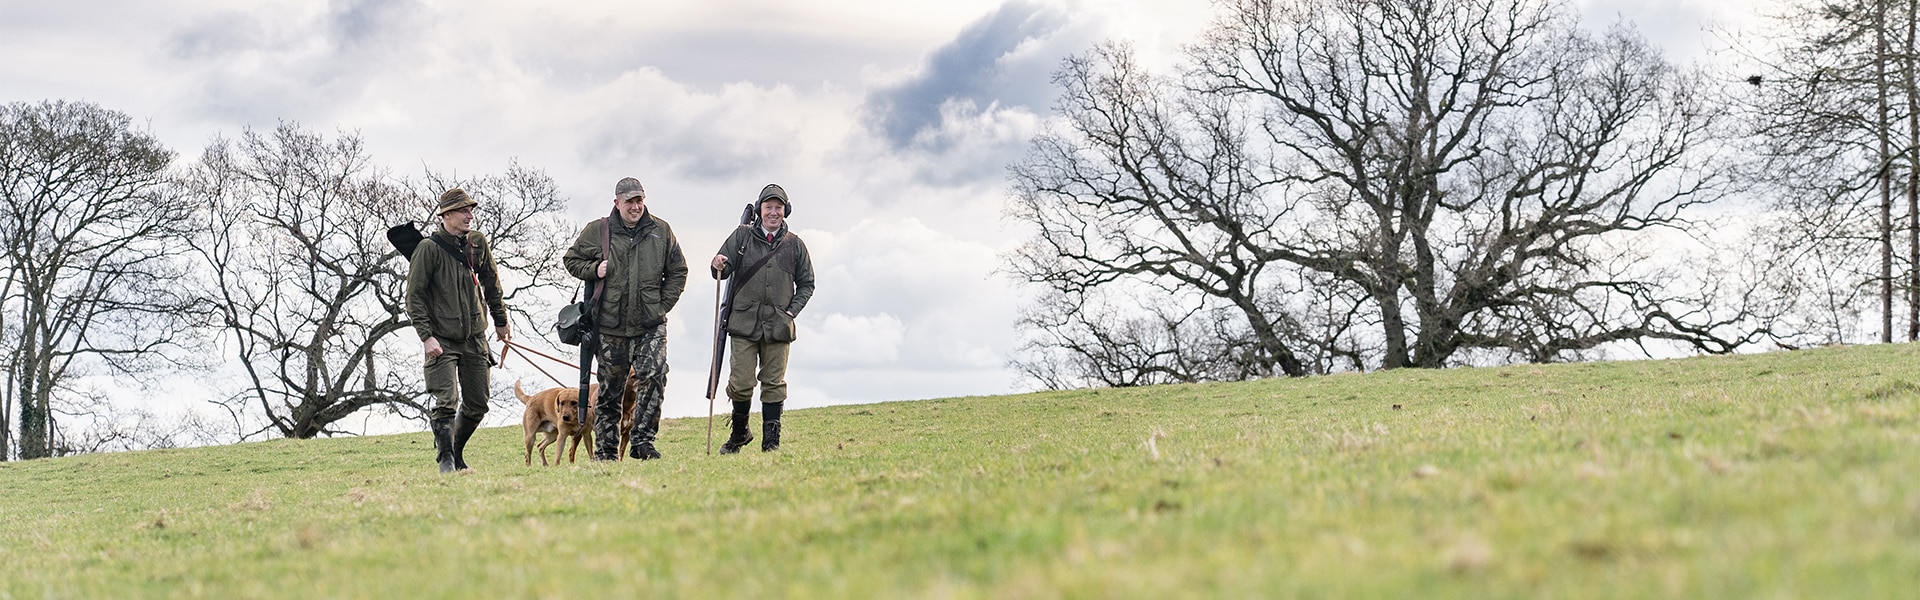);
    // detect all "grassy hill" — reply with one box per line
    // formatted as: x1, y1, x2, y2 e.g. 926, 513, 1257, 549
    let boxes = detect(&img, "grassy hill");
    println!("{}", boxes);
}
3, 344, 1918, 598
